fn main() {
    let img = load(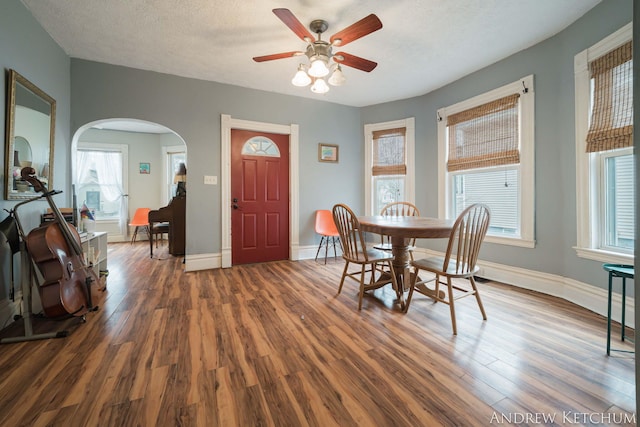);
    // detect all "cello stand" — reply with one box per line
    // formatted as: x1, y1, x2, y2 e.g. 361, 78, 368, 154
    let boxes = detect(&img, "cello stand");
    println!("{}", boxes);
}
0, 242, 71, 343
0, 196, 73, 344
